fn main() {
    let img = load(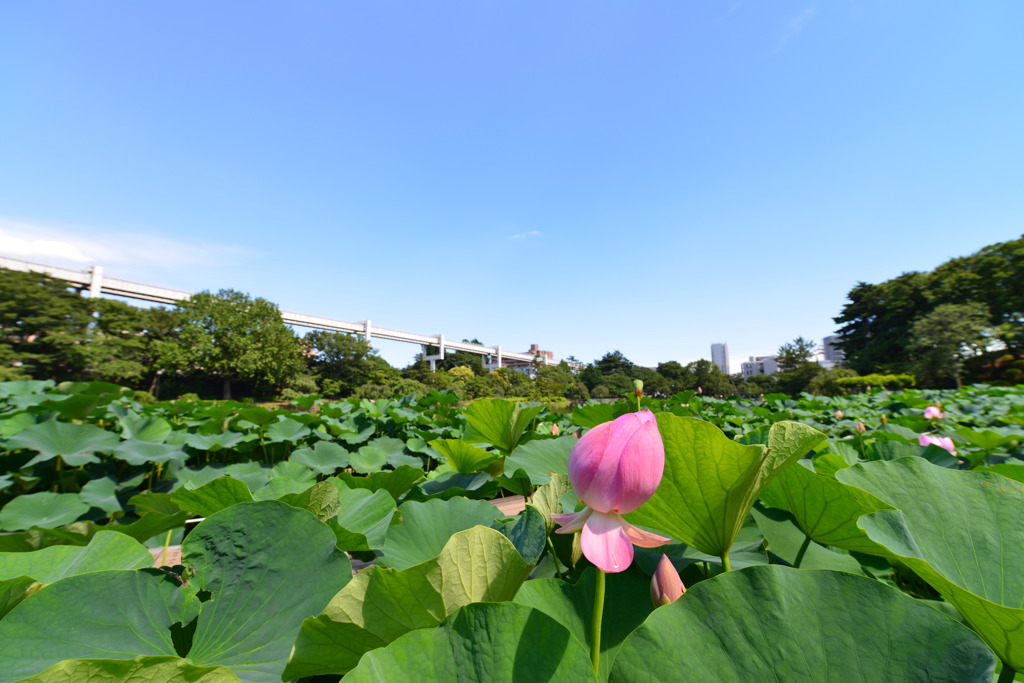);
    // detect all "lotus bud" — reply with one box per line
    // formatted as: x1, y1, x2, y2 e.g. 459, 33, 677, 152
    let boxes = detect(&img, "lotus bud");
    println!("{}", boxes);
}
880, 415, 888, 424
855, 421, 866, 434
697, 386, 703, 395
924, 406, 945, 420
834, 410, 843, 420
633, 379, 644, 398
918, 434, 957, 456
551, 423, 560, 436
551, 411, 671, 572
650, 554, 685, 607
